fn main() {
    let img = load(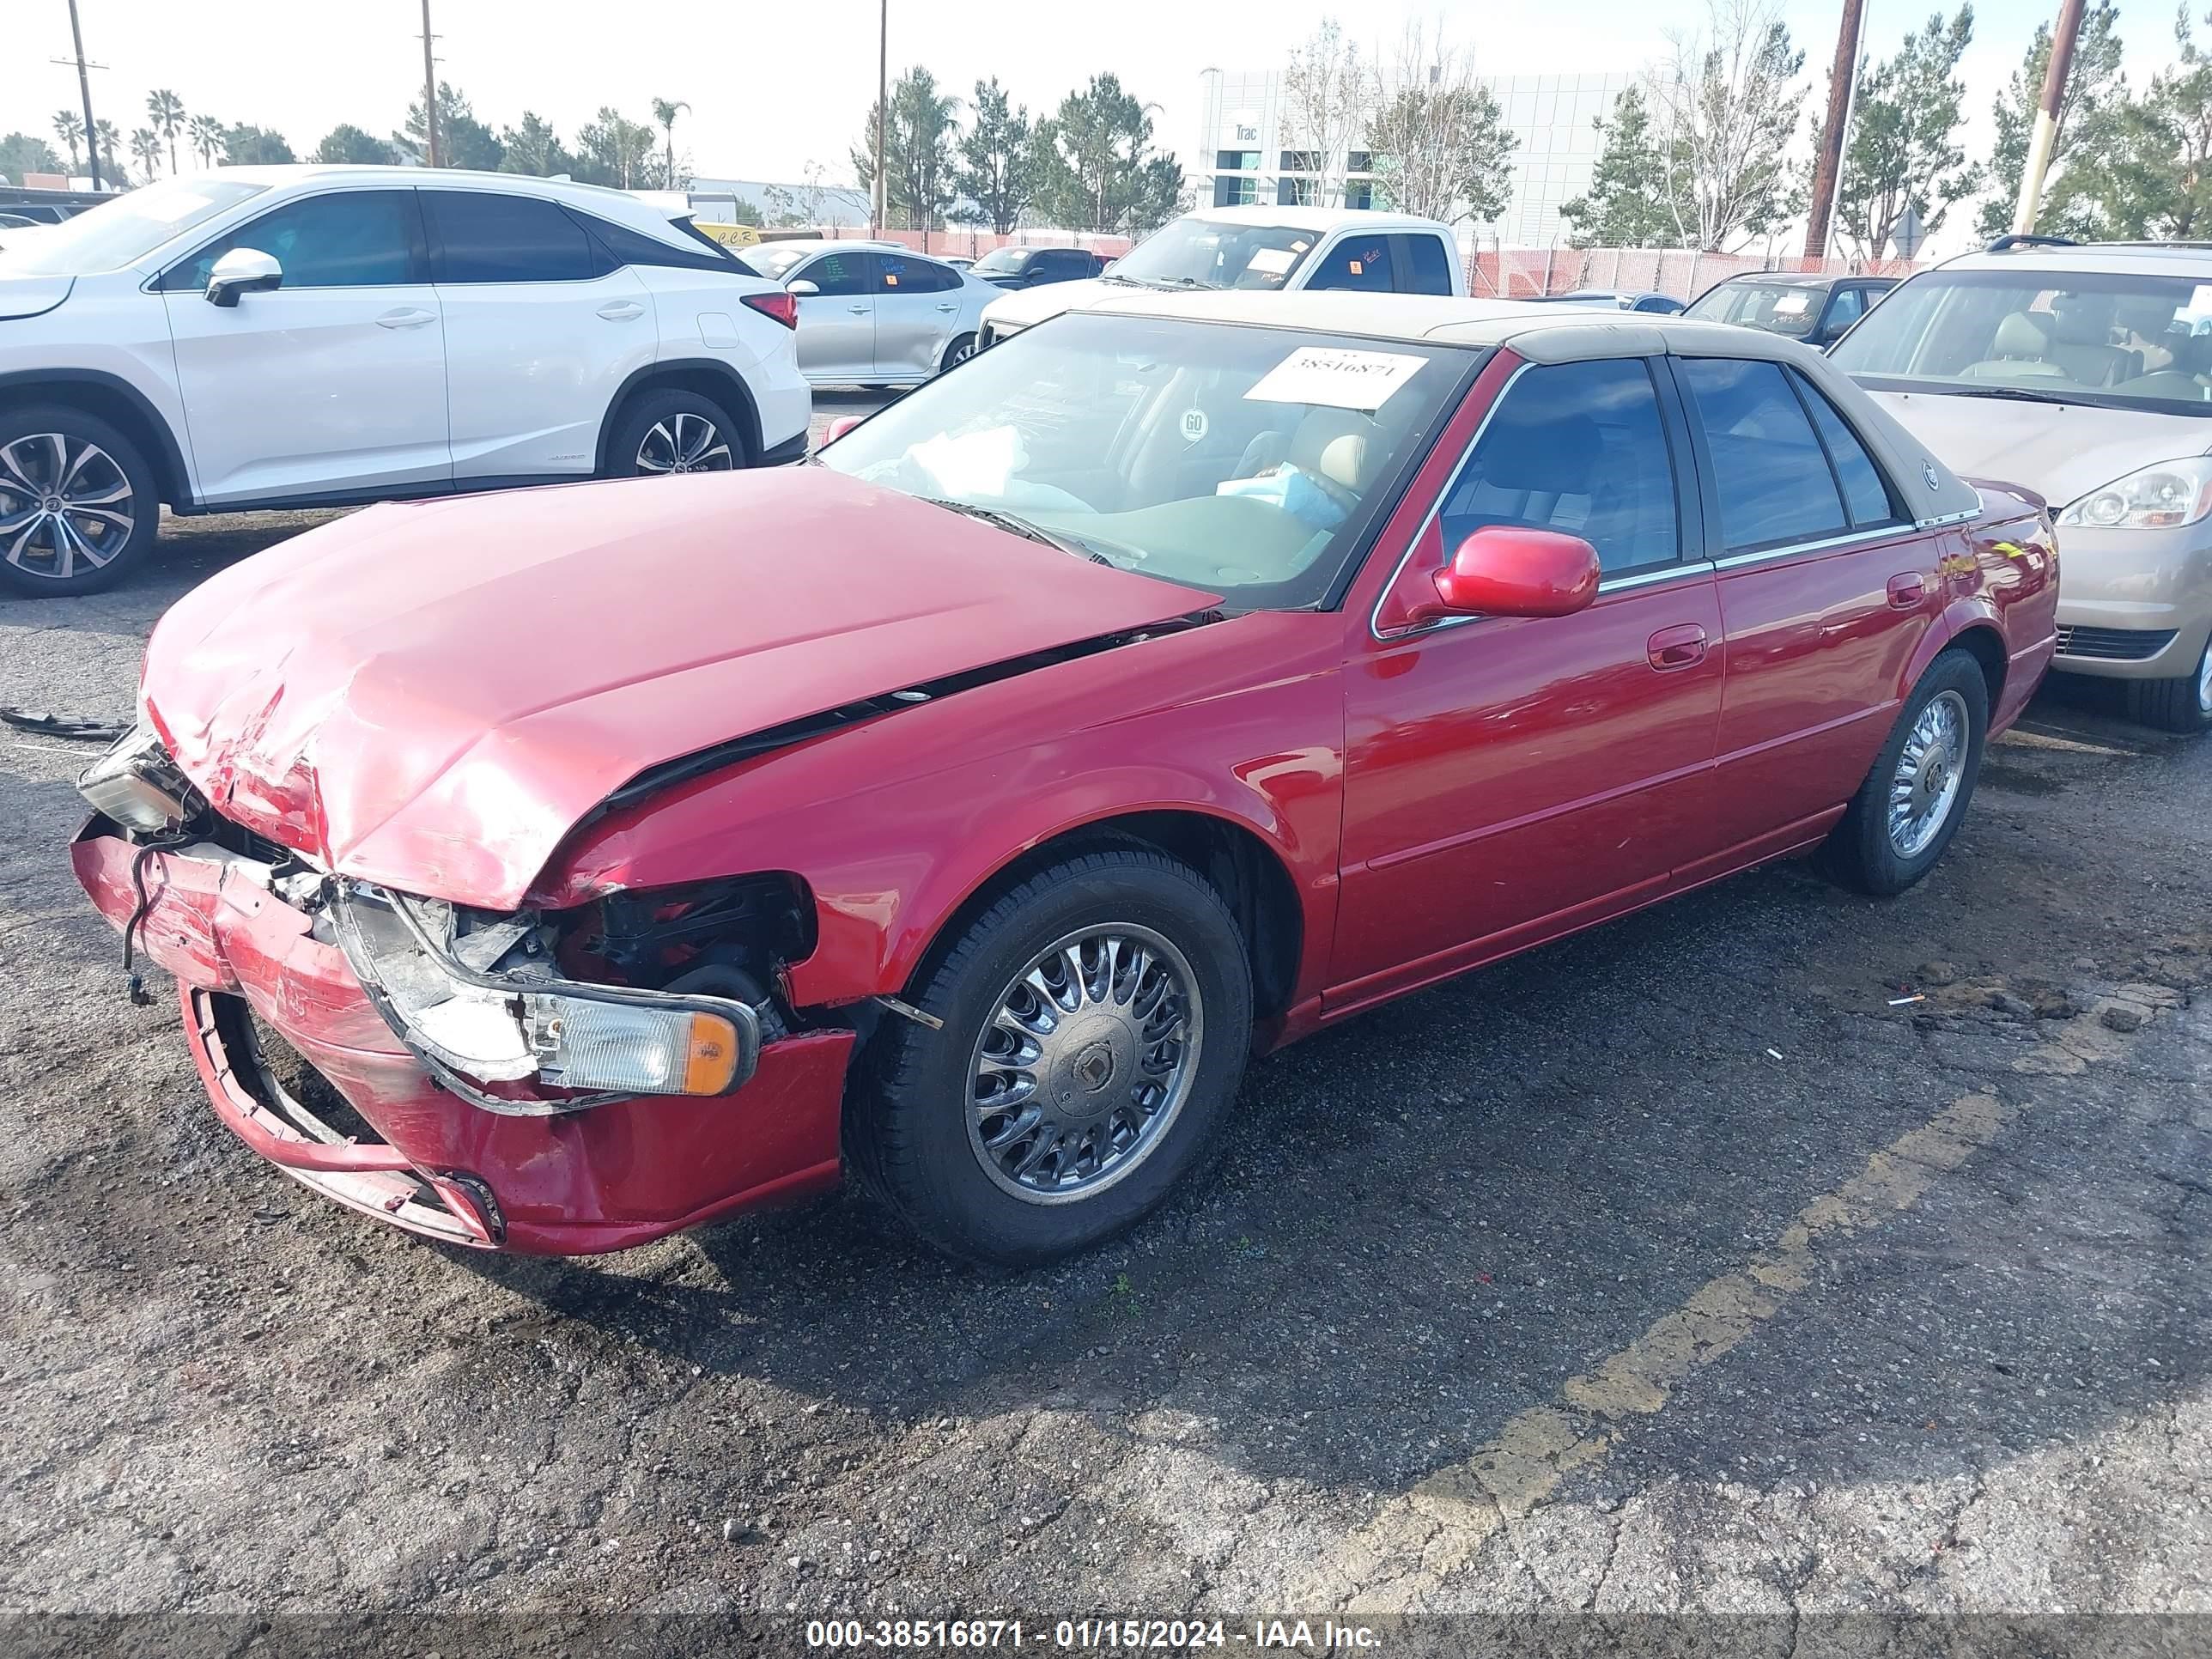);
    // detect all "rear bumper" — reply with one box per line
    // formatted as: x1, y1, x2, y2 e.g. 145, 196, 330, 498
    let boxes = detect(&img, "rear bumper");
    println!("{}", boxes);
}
70, 823, 852, 1254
